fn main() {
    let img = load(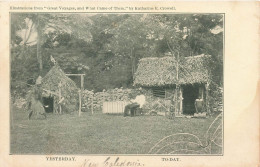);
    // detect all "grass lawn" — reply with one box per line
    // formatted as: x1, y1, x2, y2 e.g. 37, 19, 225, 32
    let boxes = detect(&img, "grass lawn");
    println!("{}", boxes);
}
10, 106, 222, 155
